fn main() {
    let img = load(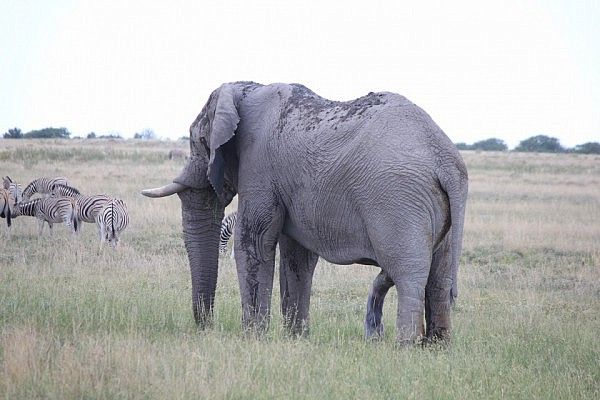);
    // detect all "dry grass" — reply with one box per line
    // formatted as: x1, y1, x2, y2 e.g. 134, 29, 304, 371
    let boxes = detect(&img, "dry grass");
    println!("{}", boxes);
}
1, 141, 598, 399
